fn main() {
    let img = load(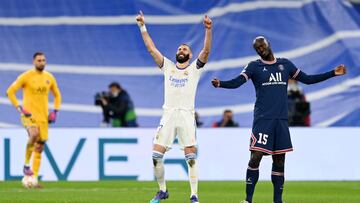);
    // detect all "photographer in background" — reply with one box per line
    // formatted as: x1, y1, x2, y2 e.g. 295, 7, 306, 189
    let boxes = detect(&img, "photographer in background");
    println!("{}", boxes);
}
212, 109, 239, 127
287, 79, 310, 126
95, 82, 138, 127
